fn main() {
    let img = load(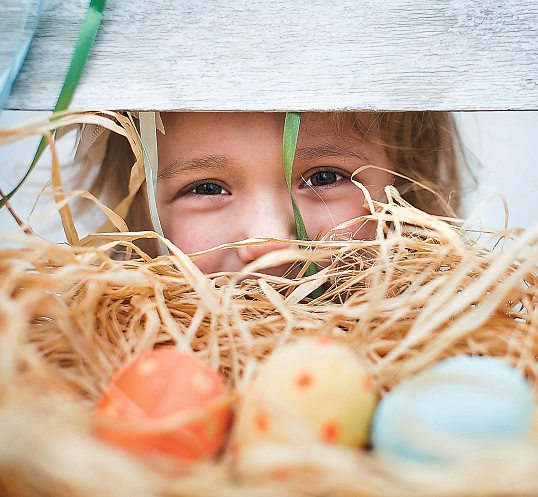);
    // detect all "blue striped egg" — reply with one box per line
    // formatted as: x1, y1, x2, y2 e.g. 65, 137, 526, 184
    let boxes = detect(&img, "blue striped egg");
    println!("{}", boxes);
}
372, 356, 535, 462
